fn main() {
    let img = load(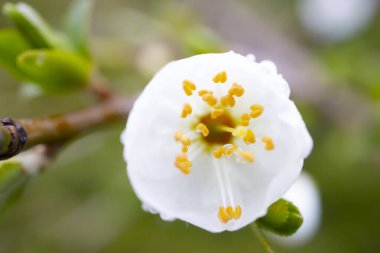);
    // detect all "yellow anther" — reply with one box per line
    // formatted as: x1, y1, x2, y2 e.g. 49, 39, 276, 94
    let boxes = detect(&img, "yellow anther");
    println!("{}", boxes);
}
181, 145, 188, 153
241, 113, 250, 121
198, 90, 209, 96
221, 71, 227, 83
183, 86, 192, 96
241, 120, 250, 127
202, 93, 218, 106
175, 154, 192, 174
213, 71, 227, 83
240, 113, 251, 127
228, 95, 235, 107
196, 123, 209, 137
262, 136, 275, 150
181, 103, 192, 118
221, 94, 235, 107
226, 206, 234, 218
175, 130, 191, 146
223, 144, 237, 156
220, 95, 229, 107
229, 83, 245, 97
218, 207, 230, 223
238, 150, 255, 163
176, 153, 188, 161
184, 80, 196, 90
198, 90, 218, 106
234, 206, 242, 219
175, 162, 191, 174
218, 206, 241, 223
181, 136, 191, 146
180, 167, 191, 174
213, 147, 224, 158
183, 80, 196, 96
244, 129, 256, 144
250, 104, 264, 118
174, 130, 183, 142
211, 108, 224, 119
